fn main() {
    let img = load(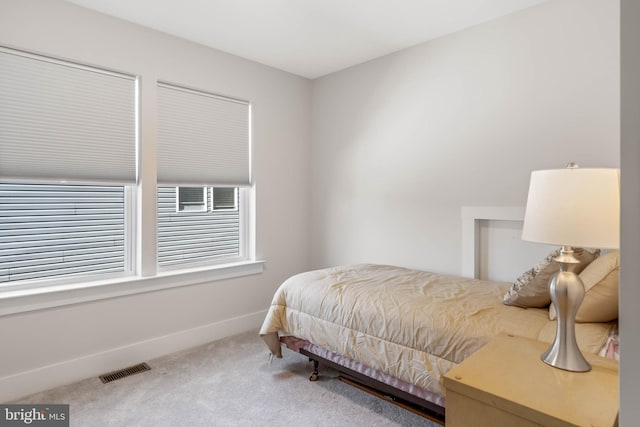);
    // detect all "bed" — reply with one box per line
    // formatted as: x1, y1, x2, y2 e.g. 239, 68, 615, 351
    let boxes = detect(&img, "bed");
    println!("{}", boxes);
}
259, 254, 618, 423
260, 264, 615, 420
